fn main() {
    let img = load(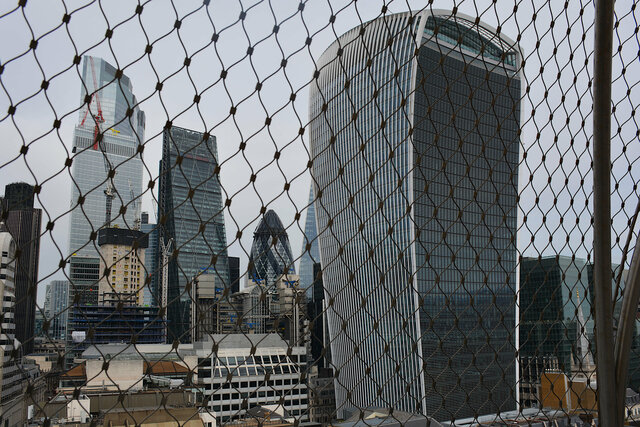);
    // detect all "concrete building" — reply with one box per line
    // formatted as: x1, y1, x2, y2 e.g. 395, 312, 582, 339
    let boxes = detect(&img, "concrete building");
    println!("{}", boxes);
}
191, 274, 219, 341
235, 279, 272, 334
97, 227, 148, 306
309, 10, 520, 419
61, 333, 308, 425
308, 367, 336, 424
272, 274, 307, 347
2, 182, 42, 354
196, 334, 308, 424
